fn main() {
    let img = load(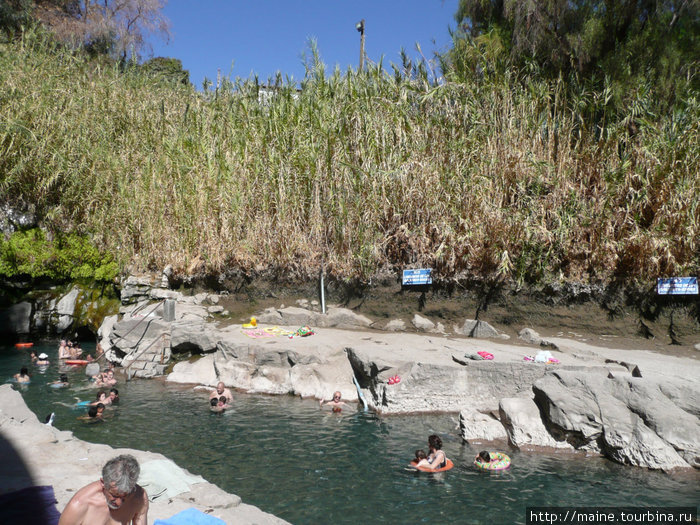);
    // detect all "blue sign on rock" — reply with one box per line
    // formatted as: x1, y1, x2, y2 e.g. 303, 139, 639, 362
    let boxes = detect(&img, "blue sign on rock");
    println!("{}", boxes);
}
402, 268, 432, 286
657, 277, 698, 295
